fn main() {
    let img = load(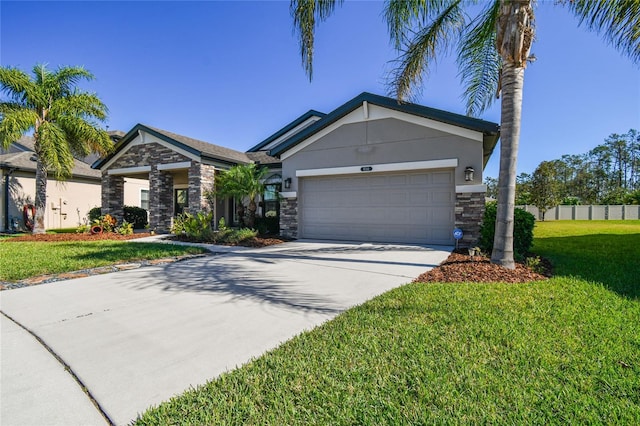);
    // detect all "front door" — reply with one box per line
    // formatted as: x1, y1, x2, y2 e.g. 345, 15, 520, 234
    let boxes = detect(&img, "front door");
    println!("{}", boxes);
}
174, 188, 188, 215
